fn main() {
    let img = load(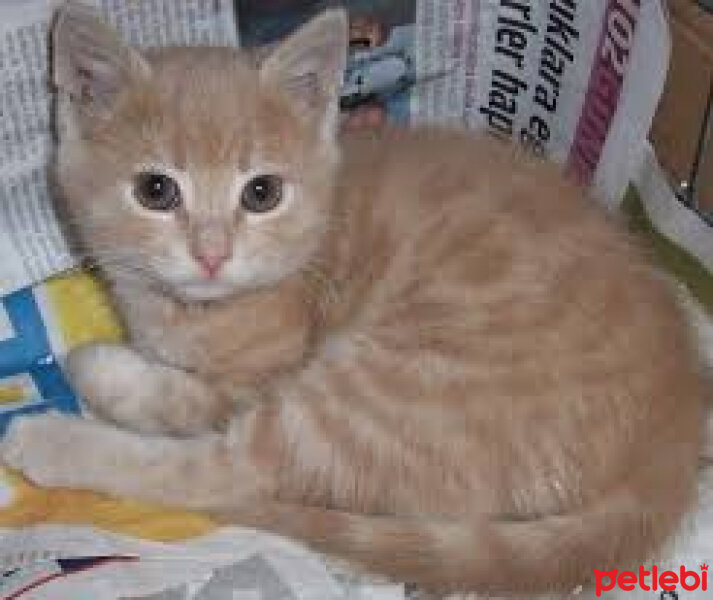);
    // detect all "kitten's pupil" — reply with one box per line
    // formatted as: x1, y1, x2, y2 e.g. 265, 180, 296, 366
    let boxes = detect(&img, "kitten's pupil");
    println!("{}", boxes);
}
241, 175, 283, 213
133, 172, 182, 211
